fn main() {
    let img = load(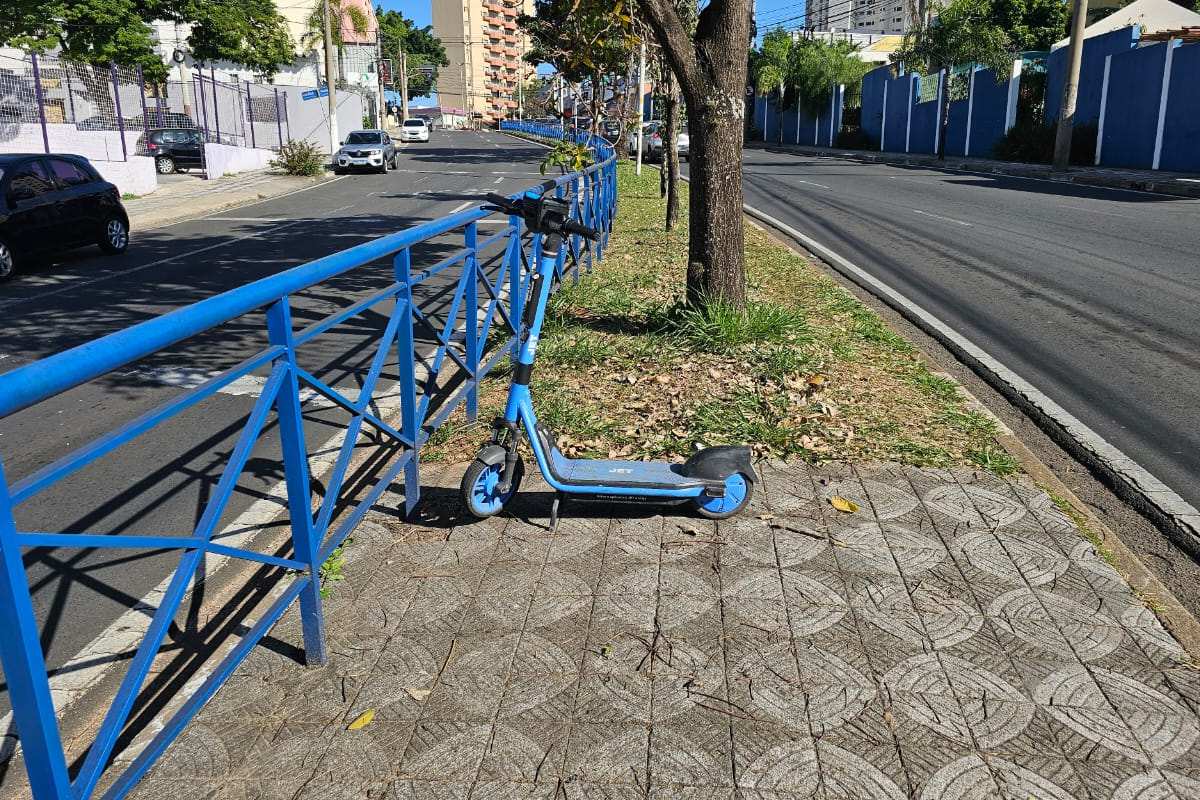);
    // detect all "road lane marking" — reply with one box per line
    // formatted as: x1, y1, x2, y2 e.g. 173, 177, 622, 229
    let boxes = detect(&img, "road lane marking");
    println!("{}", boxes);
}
151, 175, 348, 229
450, 201, 475, 213
795, 179, 831, 189
913, 209, 972, 226
494, 177, 504, 184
